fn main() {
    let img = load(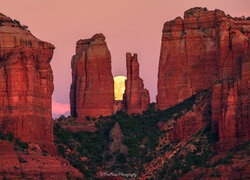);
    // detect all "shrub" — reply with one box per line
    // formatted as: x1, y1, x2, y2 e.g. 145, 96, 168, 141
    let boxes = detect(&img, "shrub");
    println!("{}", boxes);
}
42, 150, 48, 156
19, 157, 27, 163
58, 115, 66, 121
15, 139, 28, 149
58, 145, 65, 157
116, 153, 127, 164
0, 131, 6, 140
7, 132, 14, 142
